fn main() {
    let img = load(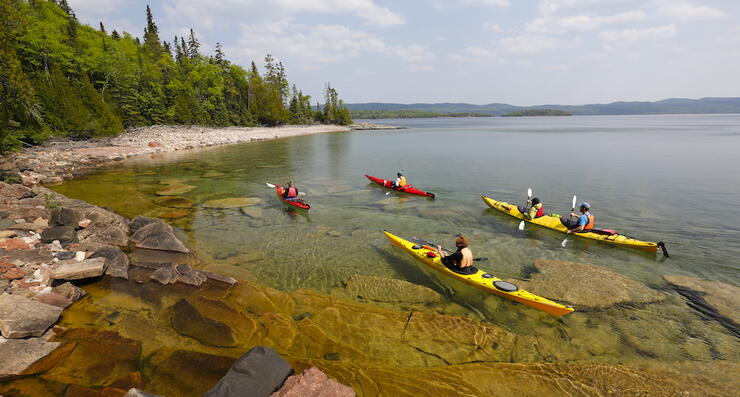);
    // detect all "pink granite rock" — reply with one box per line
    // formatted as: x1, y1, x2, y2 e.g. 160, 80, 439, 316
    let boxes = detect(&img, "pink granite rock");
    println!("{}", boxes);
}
270, 367, 355, 397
